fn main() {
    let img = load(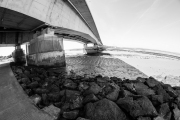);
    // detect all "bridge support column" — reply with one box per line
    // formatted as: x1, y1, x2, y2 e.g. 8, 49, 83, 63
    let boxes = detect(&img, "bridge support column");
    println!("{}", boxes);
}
27, 34, 66, 67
